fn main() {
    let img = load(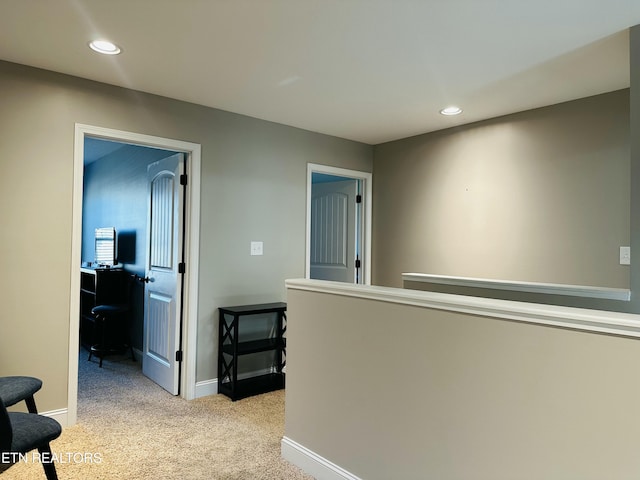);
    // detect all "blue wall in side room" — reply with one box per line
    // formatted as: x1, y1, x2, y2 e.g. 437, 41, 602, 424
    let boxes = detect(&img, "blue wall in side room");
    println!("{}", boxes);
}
82, 140, 179, 349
